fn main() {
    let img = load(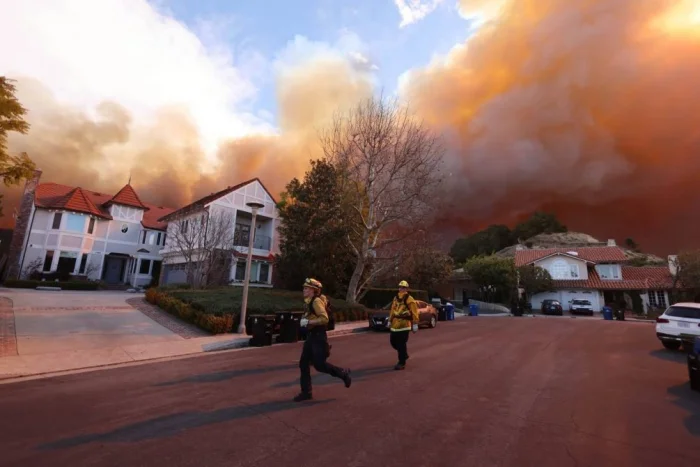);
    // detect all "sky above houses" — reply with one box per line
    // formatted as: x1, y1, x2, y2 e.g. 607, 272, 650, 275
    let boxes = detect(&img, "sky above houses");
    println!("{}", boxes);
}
1, 0, 699, 255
